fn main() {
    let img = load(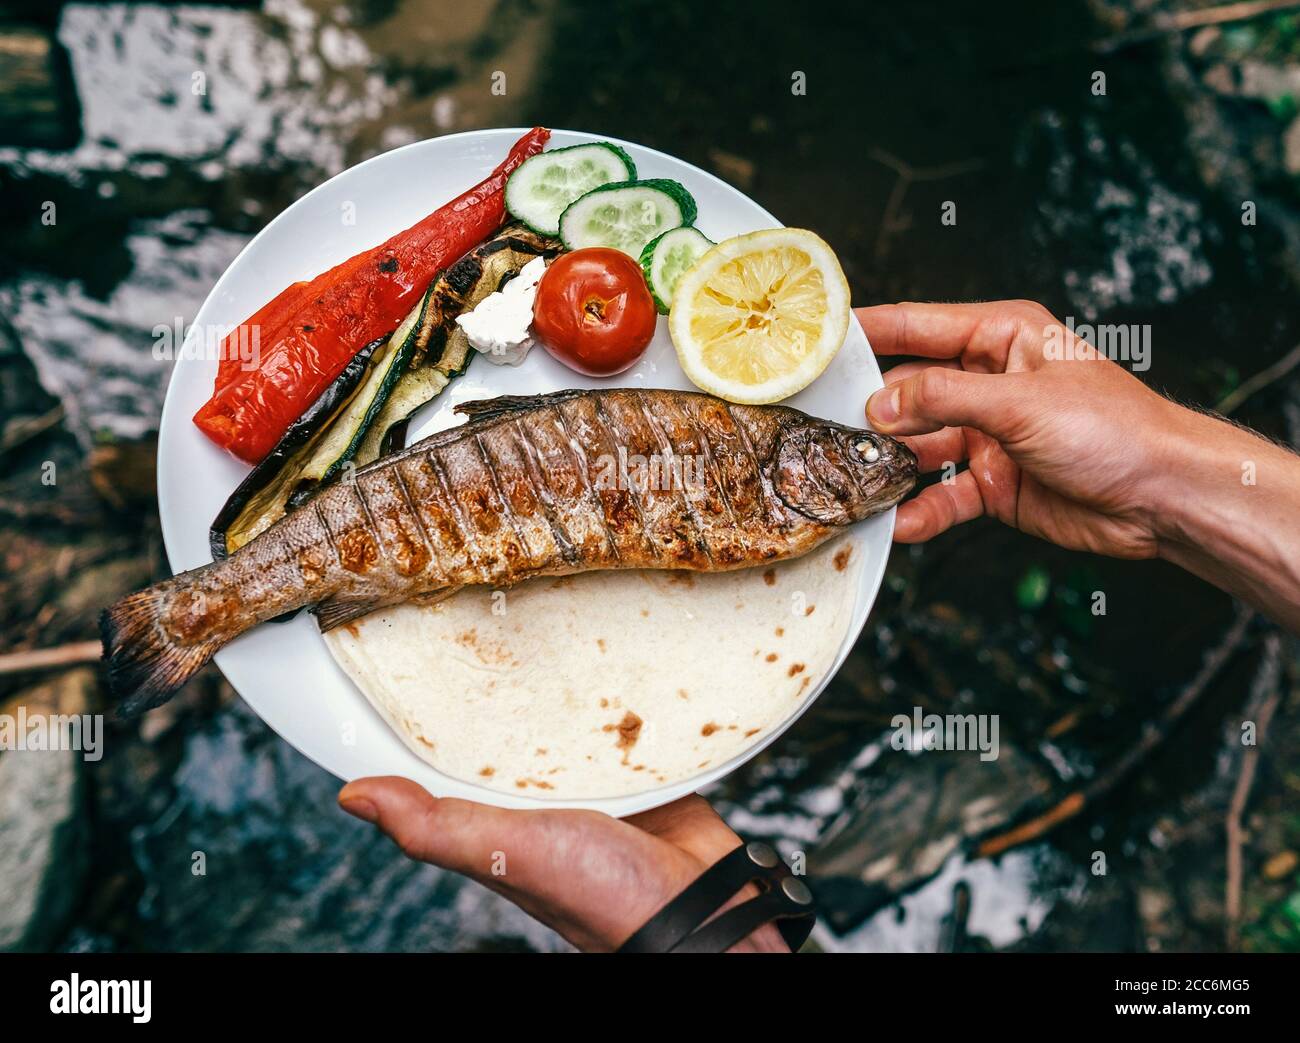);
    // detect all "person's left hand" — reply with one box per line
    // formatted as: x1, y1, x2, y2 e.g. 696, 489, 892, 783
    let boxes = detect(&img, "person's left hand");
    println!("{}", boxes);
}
338, 777, 789, 952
